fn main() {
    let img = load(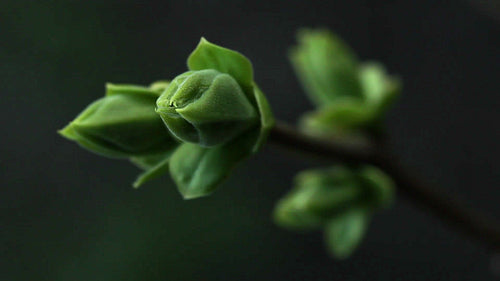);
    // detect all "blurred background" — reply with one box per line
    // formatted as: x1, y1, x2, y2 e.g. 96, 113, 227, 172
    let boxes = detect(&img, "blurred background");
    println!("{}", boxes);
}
1, 0, 499, 280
